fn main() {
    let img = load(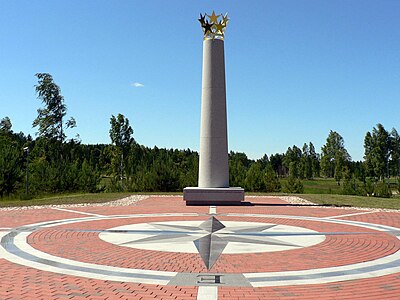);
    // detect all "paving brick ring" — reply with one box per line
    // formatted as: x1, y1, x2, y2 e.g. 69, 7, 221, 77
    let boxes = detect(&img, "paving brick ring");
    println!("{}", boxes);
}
0, 213, 399, 287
